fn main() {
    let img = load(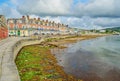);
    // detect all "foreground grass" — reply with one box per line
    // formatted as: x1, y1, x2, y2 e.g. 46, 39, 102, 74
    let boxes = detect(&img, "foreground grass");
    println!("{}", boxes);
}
15, 44, 82, 81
